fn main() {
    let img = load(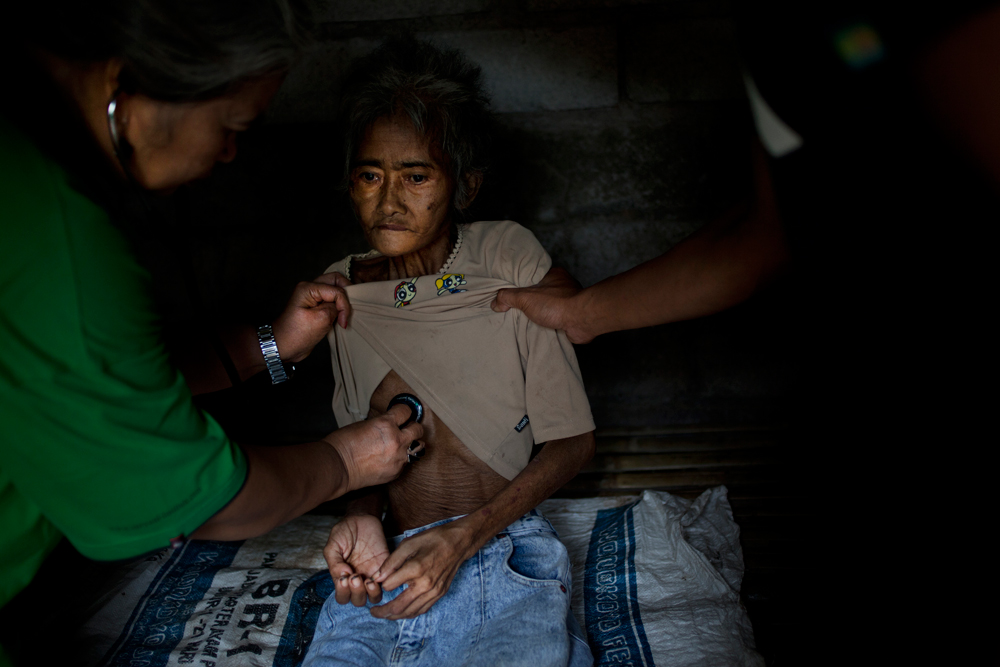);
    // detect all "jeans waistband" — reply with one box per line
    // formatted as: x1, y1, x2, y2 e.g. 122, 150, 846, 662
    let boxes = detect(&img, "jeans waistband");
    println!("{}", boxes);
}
391, 508, 550, 548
